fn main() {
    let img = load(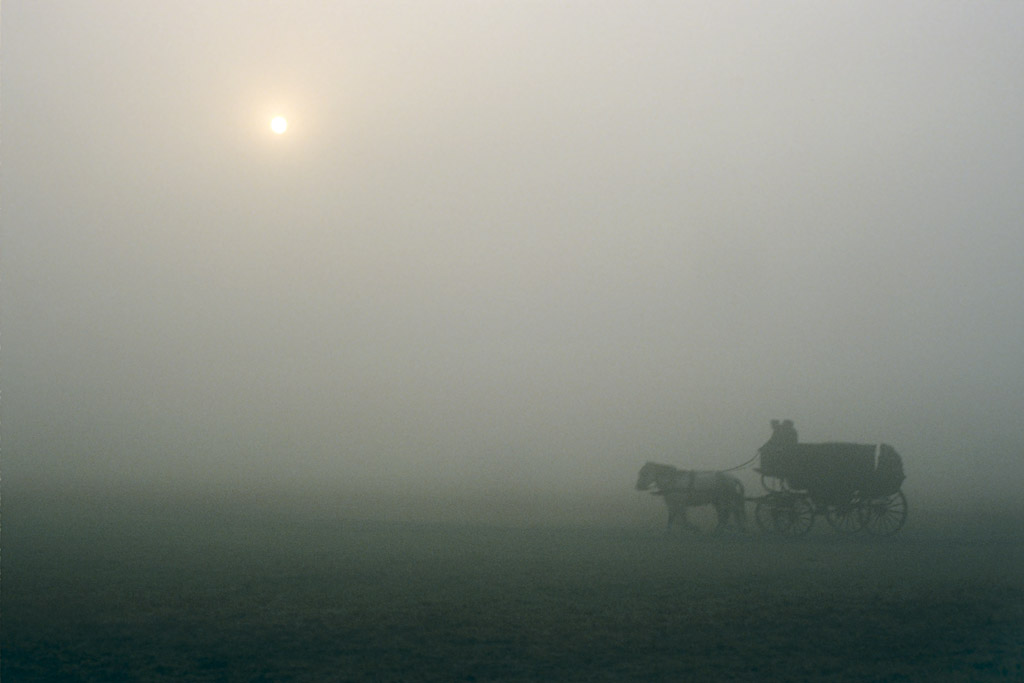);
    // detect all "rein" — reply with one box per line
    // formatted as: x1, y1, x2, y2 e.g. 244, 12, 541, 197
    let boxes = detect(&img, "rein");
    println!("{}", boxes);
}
719, 451, 759, 473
